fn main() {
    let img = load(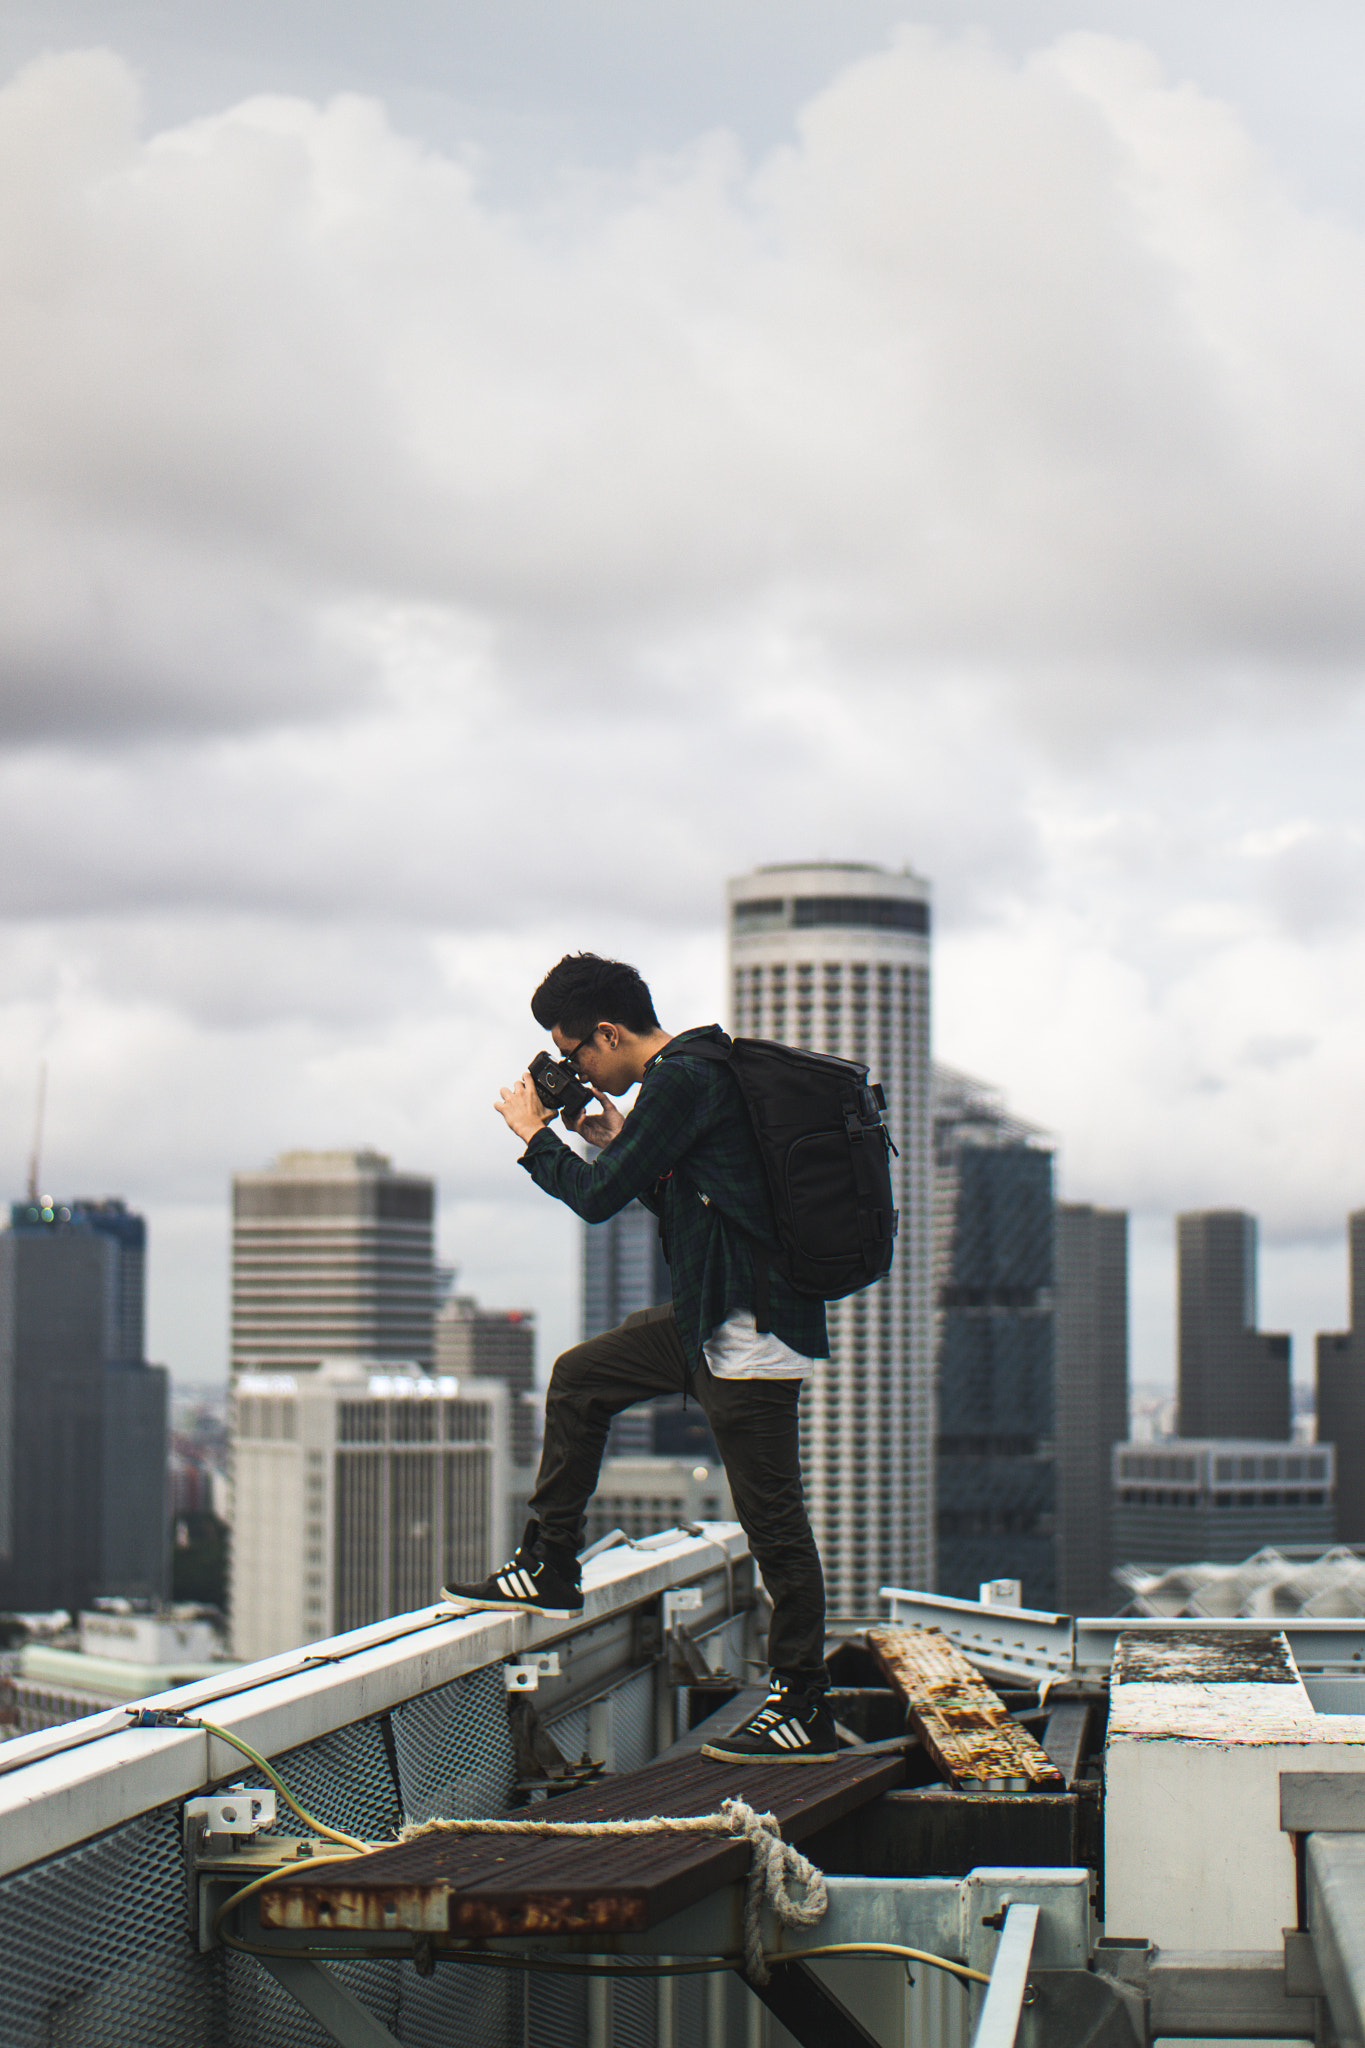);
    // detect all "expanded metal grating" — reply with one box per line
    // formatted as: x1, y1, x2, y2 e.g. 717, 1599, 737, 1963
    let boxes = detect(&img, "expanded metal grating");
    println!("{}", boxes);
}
227, 1953, 400, 2048
238, 1712, 404, 1845
0, 1803, 222, 2048
390, 1662, 515, 1822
